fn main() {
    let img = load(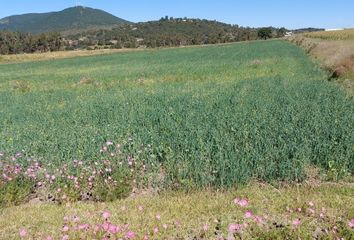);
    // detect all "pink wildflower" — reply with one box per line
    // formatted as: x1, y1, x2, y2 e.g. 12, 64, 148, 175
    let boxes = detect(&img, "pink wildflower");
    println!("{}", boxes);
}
153, 227, 159, 233
156, 214, 161, 220
292, 219, 301, 227
102, 211, 111, 219
254, 215, 265, 225
349, 218, 354, 228
102, 222, 109, 231
244, 210, 253, 218
62, 225, 69, 232
228, 223, 242, 233
108, 224, 119, 234
46, 237, 53, 240
163, 224, 168, 230
78, 224, 89, 231
308, 201, 315, 207
126, 230, 135, 239
62, 235, 69, 240
94, 224, 101, 232
138, 205, 144, 211
234, 198, 249, 207
203, 223, 209, 231
19, 228, 28, 238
